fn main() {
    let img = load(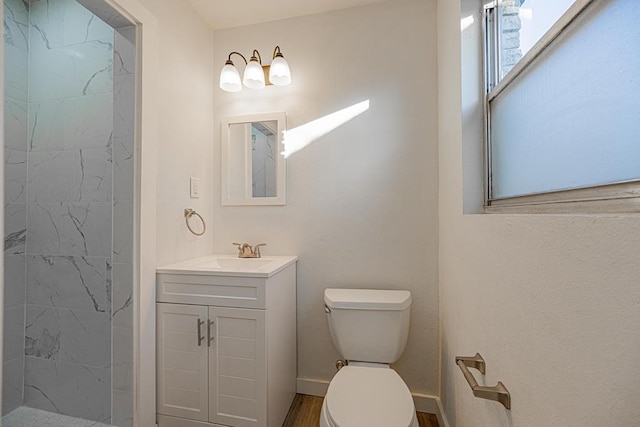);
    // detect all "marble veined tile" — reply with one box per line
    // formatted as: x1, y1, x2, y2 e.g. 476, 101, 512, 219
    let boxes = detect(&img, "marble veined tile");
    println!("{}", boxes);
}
113, 136, 133, 202
29, 40, 113, 101
3, 304, 25, 362
111, 263, 132, 329
113, 74, 135, 139
30, 95, 113, 152
111, 390, 133, 427
3, 0, 29, 52
59, 308, 110, 368
61, 310, 111, 368
5, 98, 28, 151
106, 260, 112, 307
24, 305, 61, 360
64, 94, 114, 149
114, 27, 135, 76
25, 305, 110, 368
112, 325, 132, 392
28, 100, 66, 152
27, 255, 109, 312
64, 0, 114, 47
4, 254, 26, 308
5, 148, 27, 203
23, 357, 111, 423
113, 200, 133, 264
2, 406, 113, 427
28, 0, 65, 52
27, 202, 112, 257
2, 357, 24, 417
4, 46, 29, 101
28, 148, 112, 203
5, 203, 26, 255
